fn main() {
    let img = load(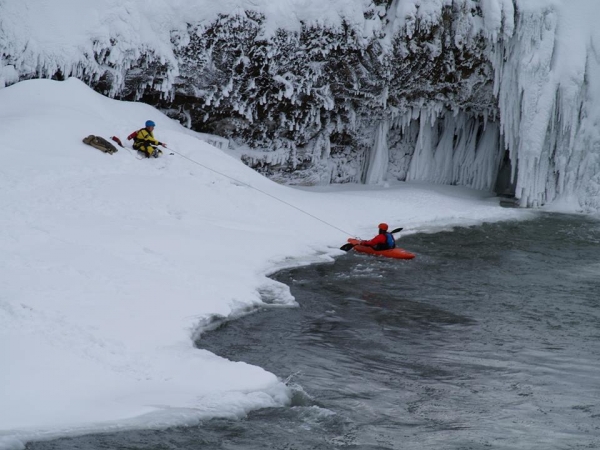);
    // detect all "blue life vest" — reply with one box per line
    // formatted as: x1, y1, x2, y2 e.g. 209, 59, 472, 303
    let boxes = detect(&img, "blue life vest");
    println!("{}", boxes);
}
385, 232, 396, 249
